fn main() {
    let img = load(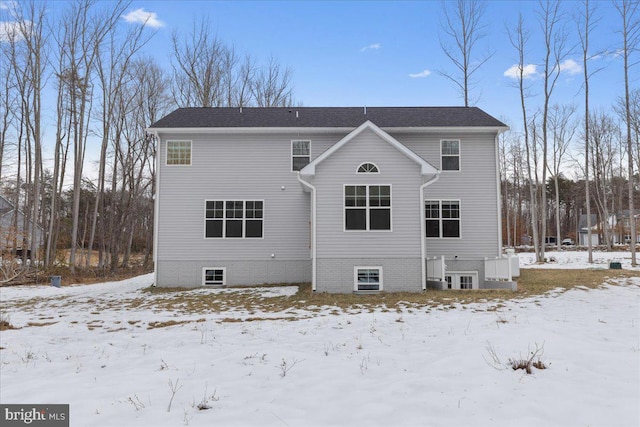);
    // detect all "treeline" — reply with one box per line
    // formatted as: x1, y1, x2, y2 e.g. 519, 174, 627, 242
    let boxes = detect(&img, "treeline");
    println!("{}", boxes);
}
499, 106, 640, 249
0, 0, 295, 273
